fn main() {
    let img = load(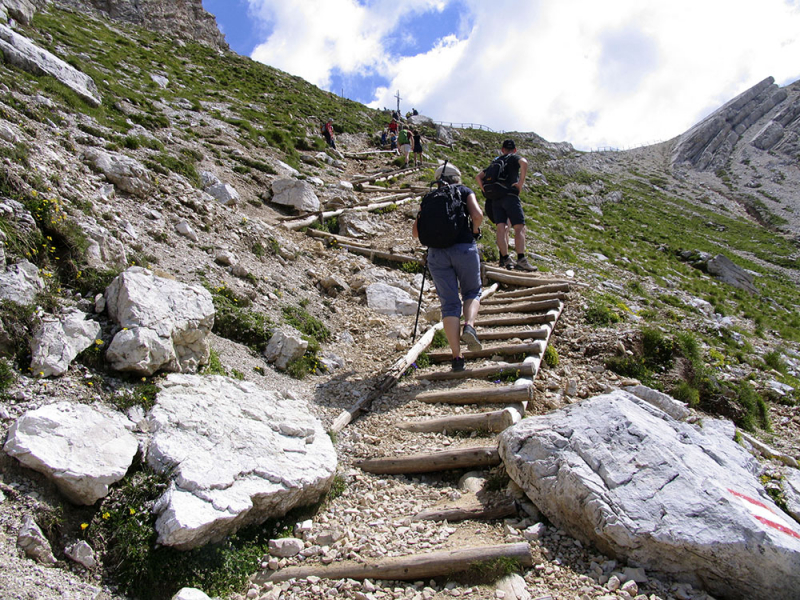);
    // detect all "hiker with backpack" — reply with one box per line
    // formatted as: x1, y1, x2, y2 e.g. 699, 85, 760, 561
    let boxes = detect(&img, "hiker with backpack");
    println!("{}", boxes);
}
412, 162, 483, 372
398, 126, 412, 166
321, 118, 336, 149
476, 139, 535, 271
